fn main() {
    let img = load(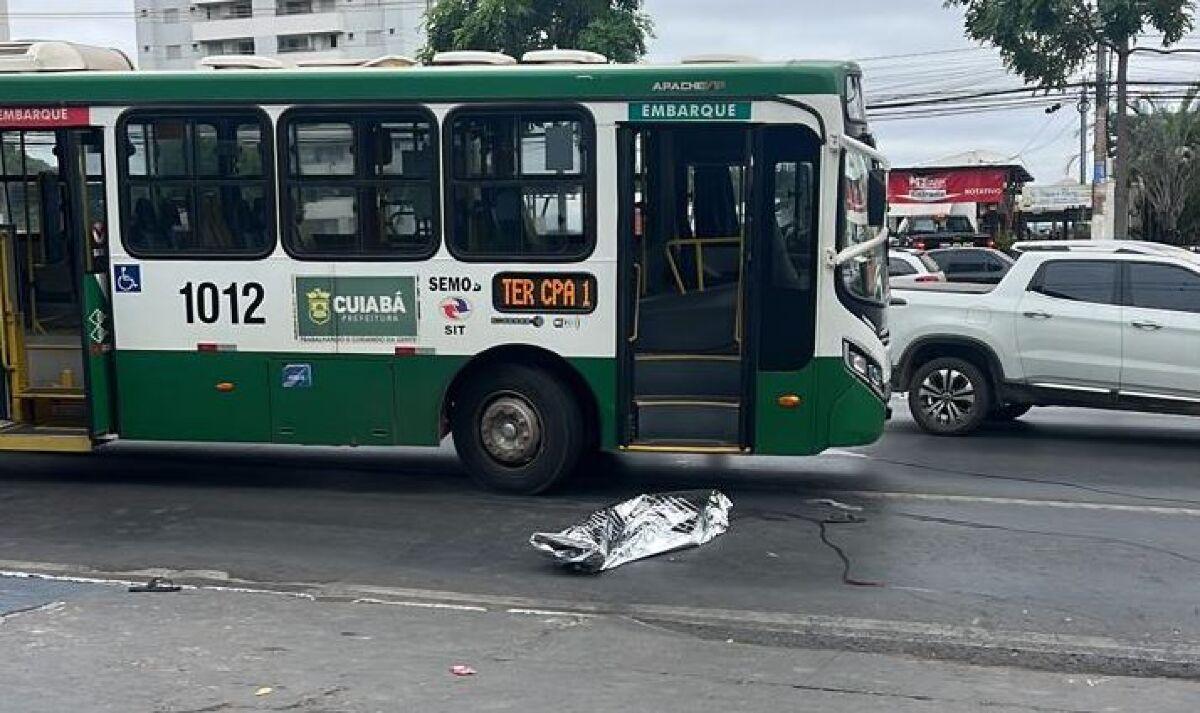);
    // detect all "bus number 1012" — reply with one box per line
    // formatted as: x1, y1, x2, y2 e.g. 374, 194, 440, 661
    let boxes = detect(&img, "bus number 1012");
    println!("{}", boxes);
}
179, 281, 266, 325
